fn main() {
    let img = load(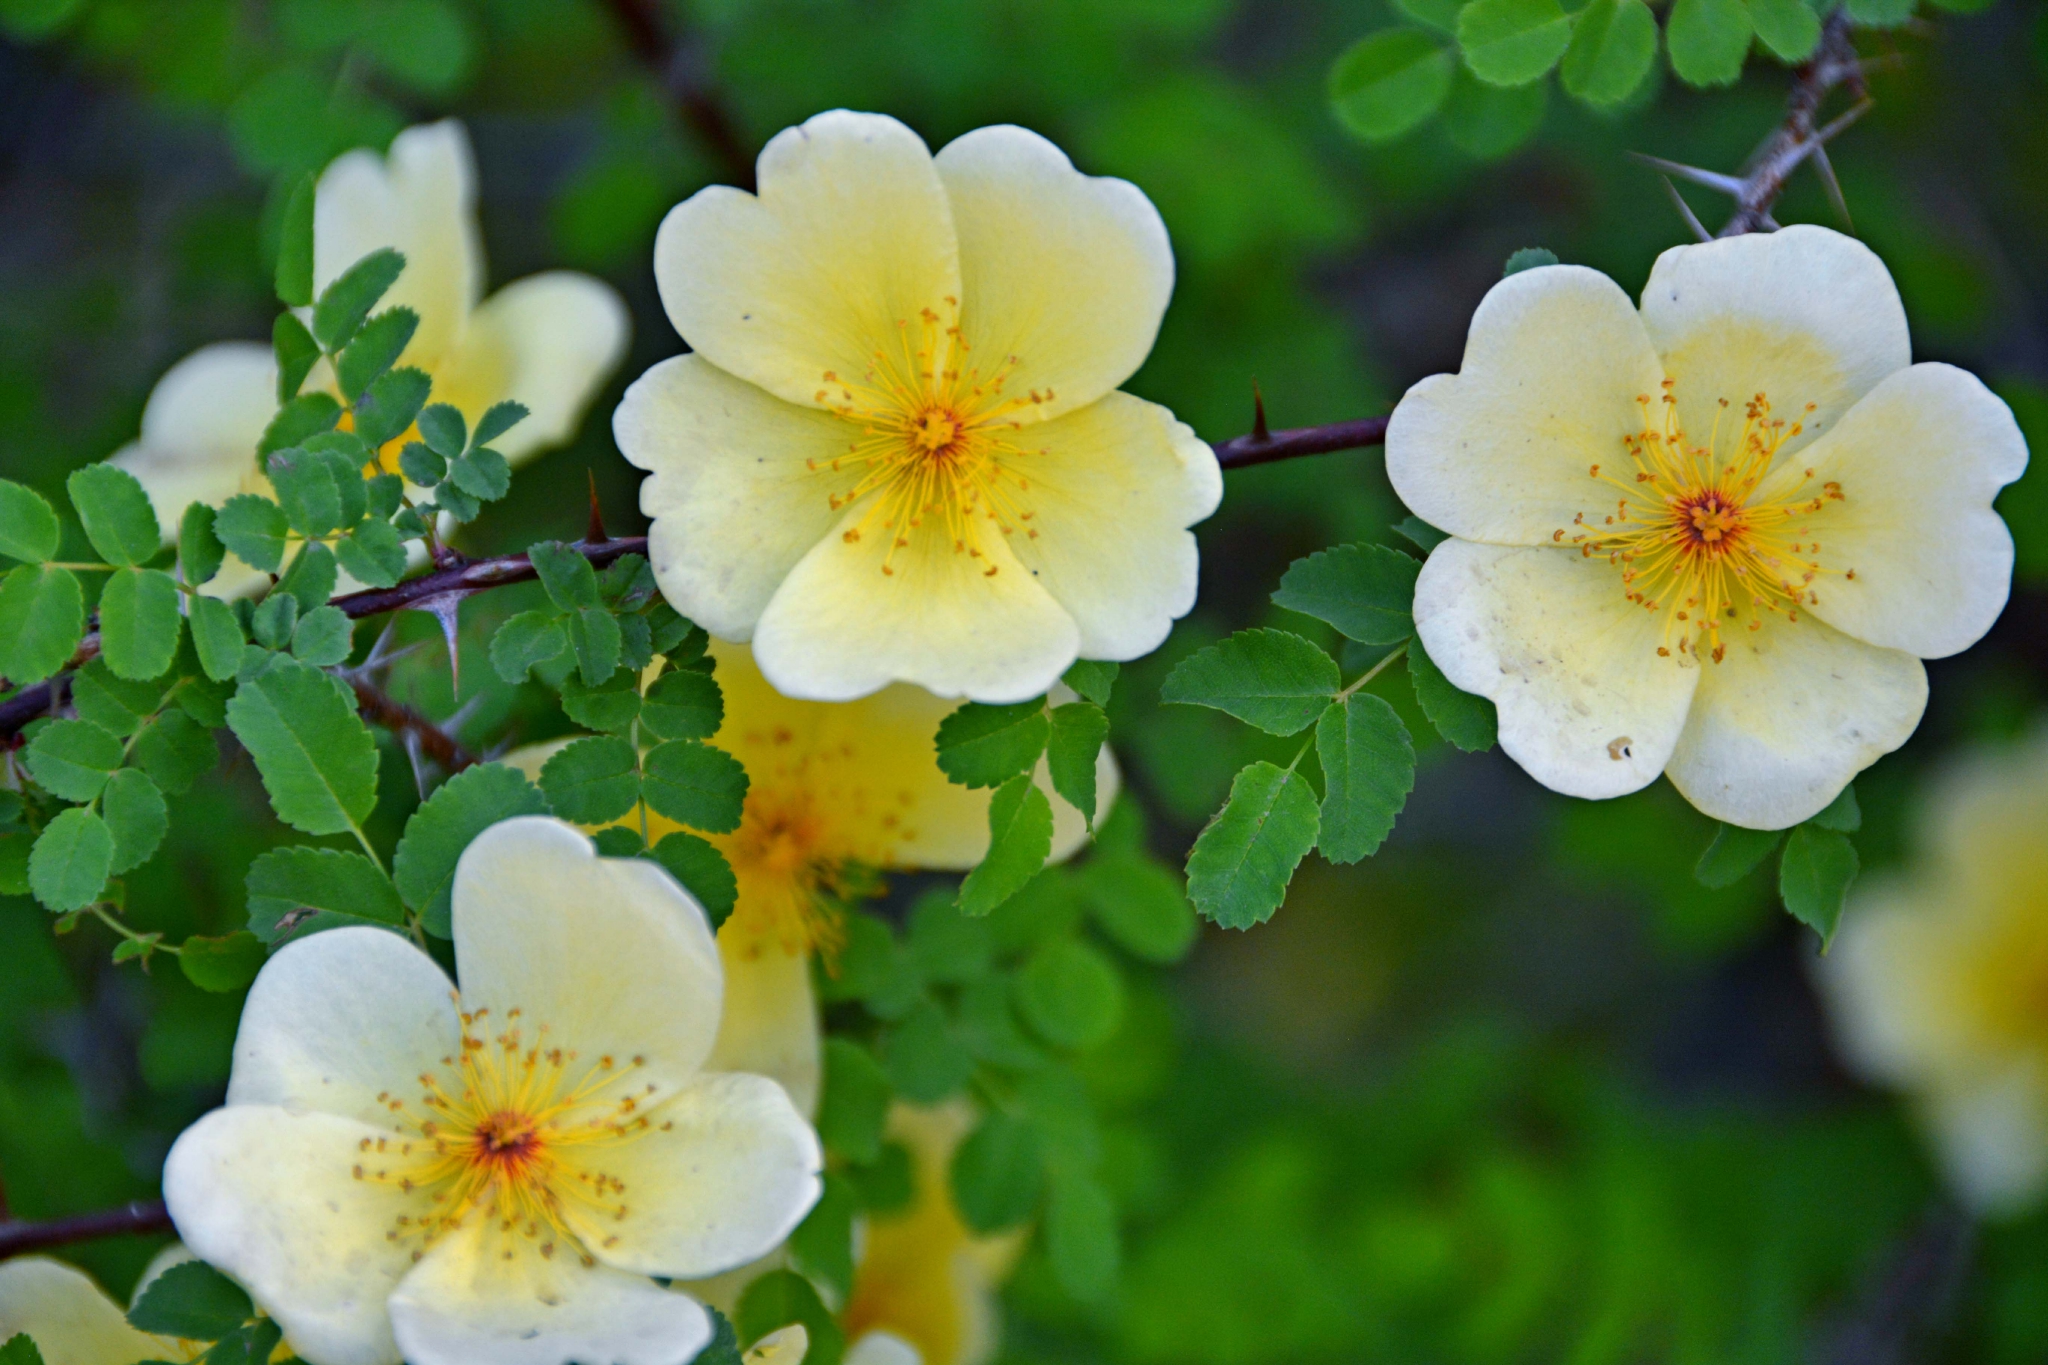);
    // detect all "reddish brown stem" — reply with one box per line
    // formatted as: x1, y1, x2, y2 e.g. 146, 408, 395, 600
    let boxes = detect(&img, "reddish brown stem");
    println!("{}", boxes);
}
597, 0, 755, 190
0, 1200, 171, 1257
